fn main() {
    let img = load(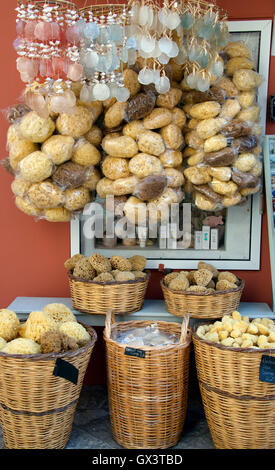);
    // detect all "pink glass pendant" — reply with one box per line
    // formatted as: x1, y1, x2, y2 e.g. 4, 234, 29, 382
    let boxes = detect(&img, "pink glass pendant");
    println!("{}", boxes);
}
34, 22, 60, 42
50, 90, 76, 114
17, 57, 38, 82
25, 91, 49, 118
16, 21, 24, 37
66, 24, 81, 45
52, 57, 66, 80
39, 59, 53, 78
67, 62, 83, 82
24, 21, 37, 41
